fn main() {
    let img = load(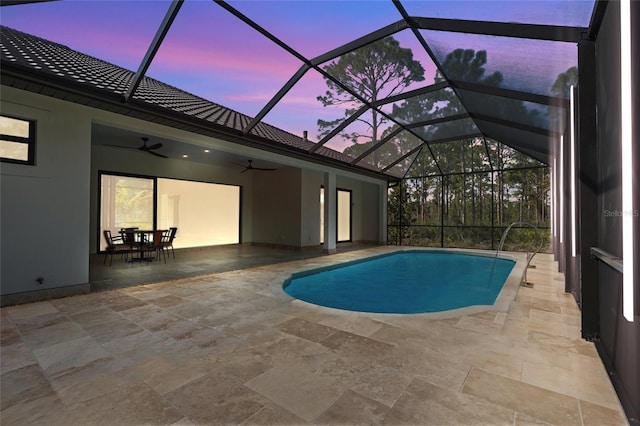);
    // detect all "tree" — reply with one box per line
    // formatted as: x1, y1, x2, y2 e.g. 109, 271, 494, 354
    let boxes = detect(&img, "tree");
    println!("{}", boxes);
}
396, 49, 504, 230
388, 49, 551, 249
551, 66, 578, 98
317, 36, 425, 166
